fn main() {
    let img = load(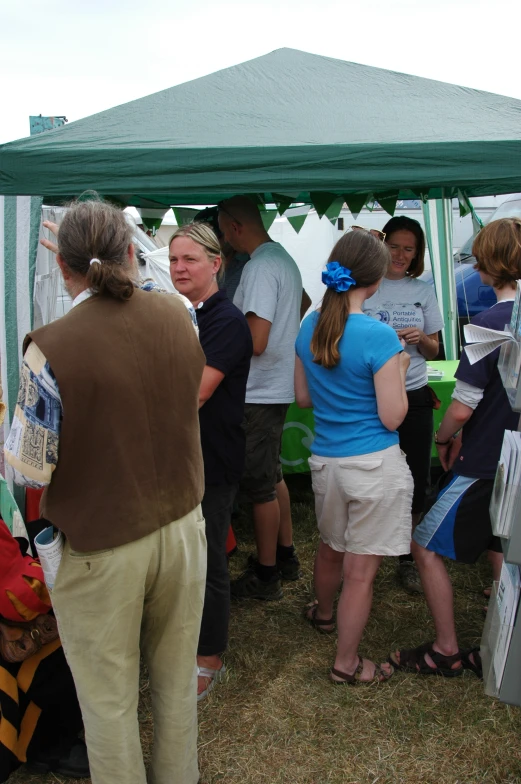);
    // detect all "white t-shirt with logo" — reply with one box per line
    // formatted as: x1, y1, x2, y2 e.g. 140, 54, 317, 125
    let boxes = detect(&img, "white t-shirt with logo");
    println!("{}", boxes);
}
233, 241, 302, 403
363, 276, 444, 390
